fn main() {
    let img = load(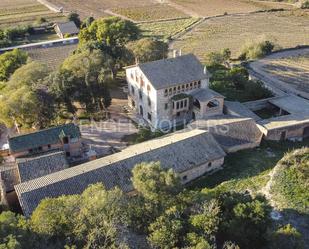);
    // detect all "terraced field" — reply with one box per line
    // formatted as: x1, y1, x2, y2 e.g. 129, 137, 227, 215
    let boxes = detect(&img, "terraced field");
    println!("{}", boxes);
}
172, 11, 309, 61
0, 0, 65, 27
111, 4, 189, 22
170, 0, 295, 17
48, 0, 187, 20
138, 18, 200, 40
